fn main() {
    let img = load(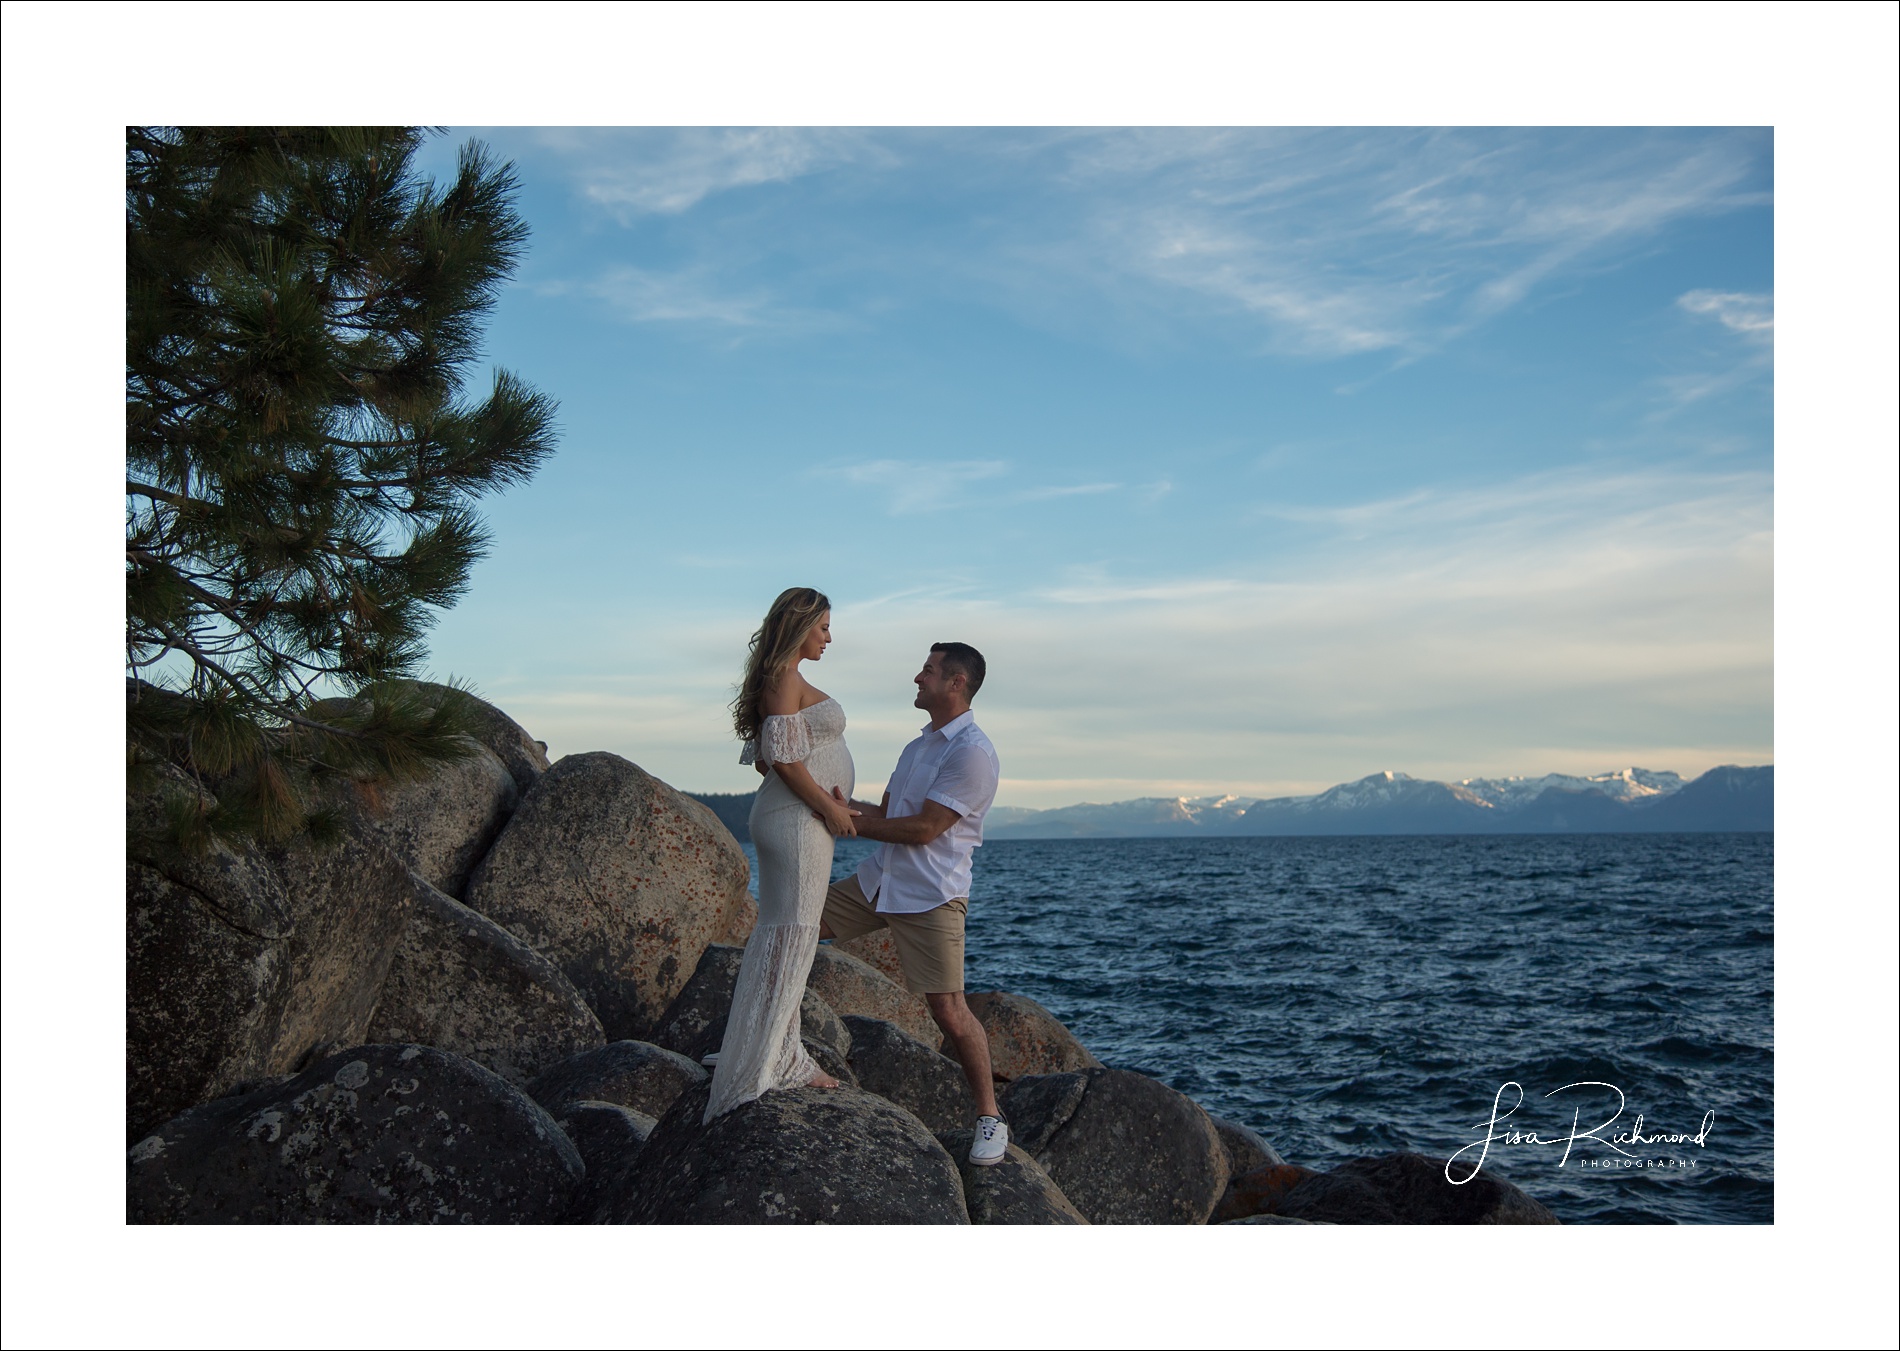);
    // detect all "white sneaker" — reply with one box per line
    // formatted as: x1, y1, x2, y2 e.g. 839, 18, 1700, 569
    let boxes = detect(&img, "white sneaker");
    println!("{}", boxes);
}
970, 1115, 1008, 1167
700, 1052, 720, 1067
